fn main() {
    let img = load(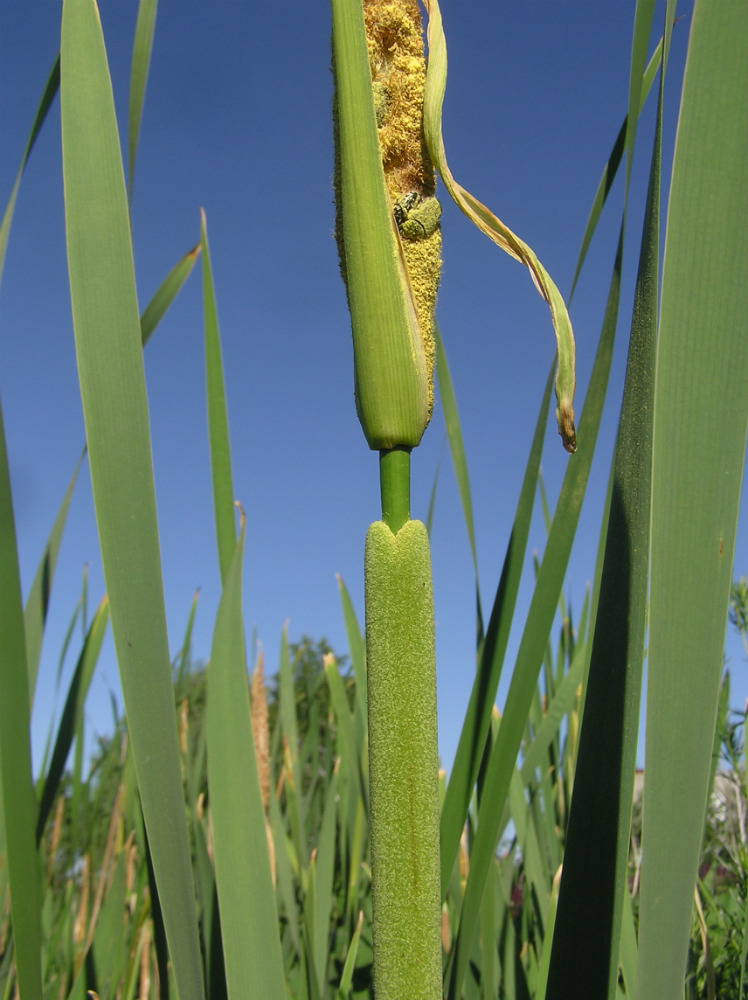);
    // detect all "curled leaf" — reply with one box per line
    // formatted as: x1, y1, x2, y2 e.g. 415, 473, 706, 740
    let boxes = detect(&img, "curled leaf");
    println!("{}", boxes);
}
422, 0, 576, 453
